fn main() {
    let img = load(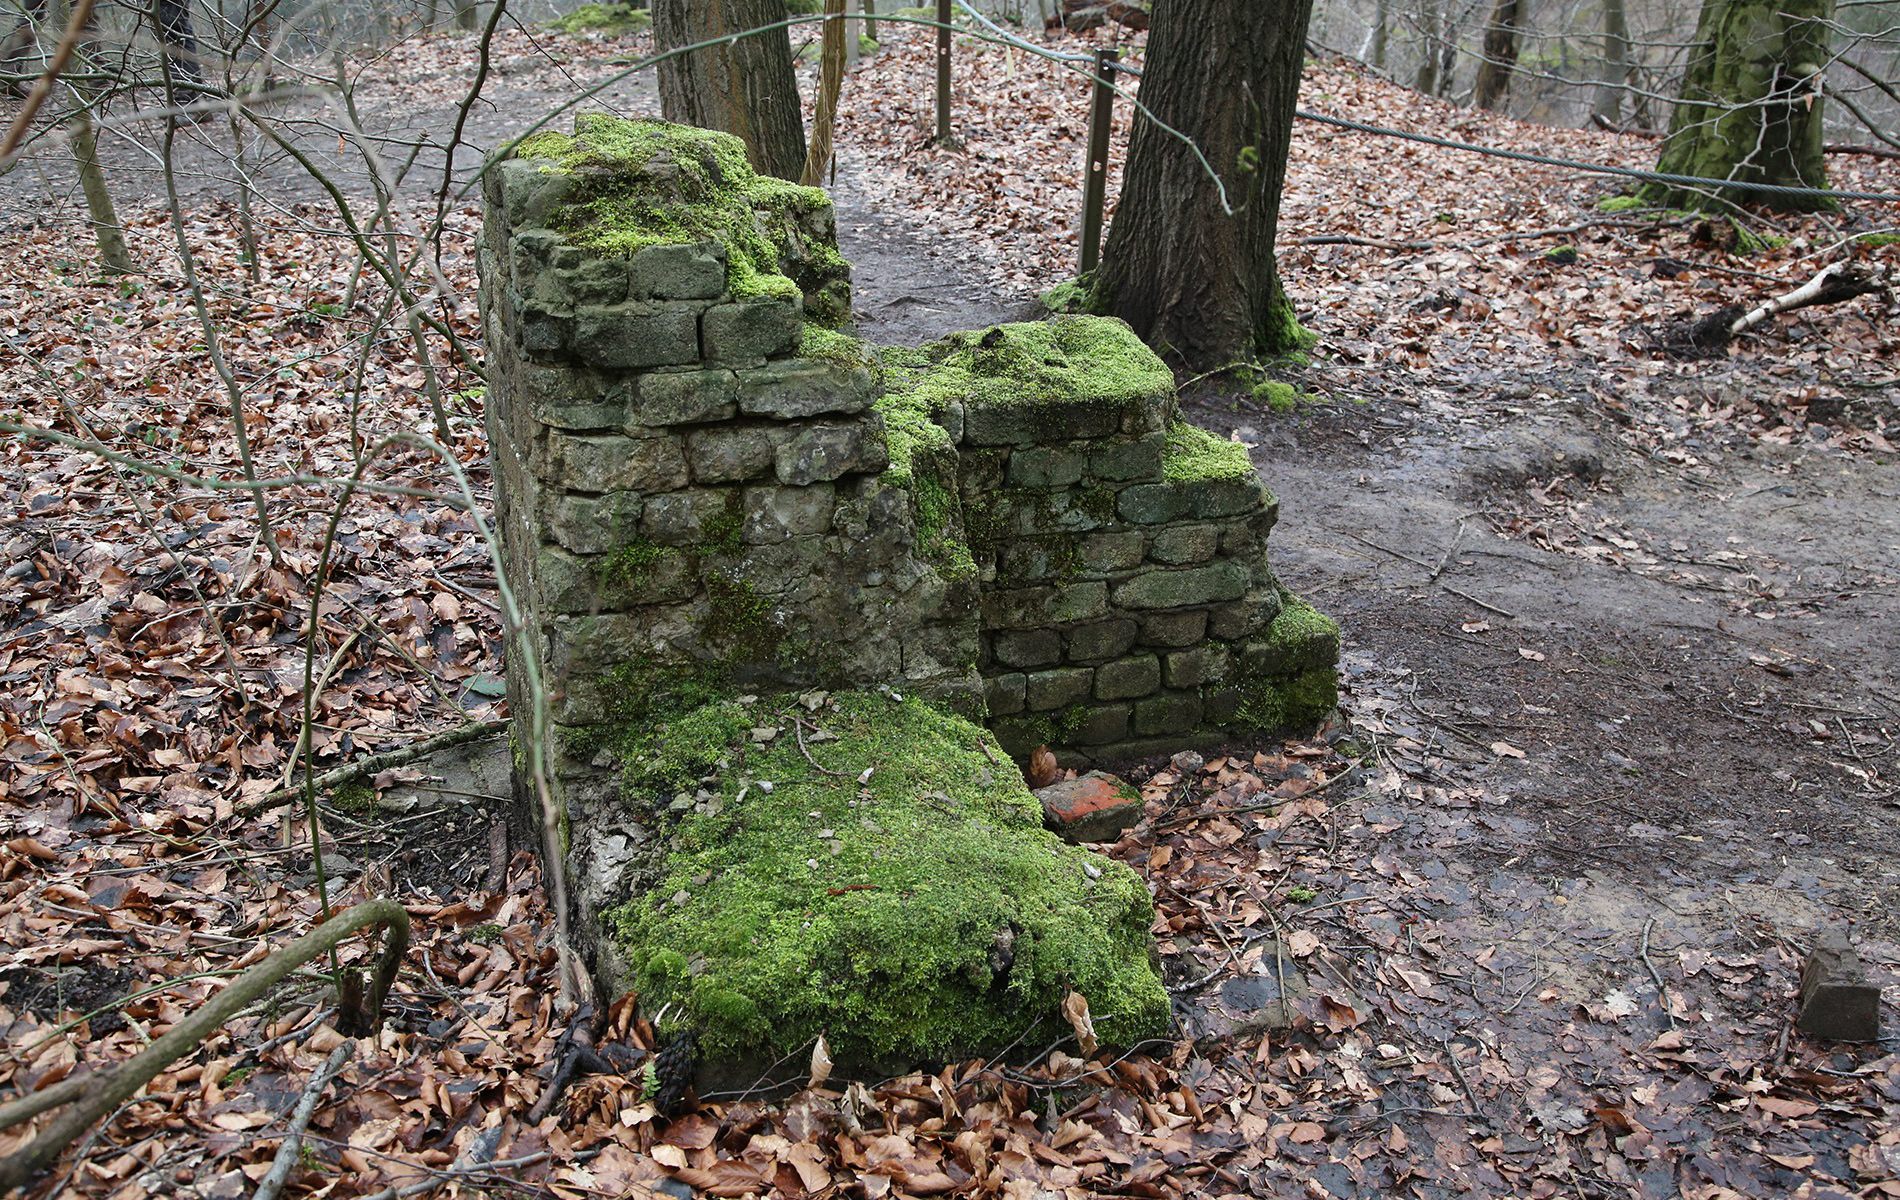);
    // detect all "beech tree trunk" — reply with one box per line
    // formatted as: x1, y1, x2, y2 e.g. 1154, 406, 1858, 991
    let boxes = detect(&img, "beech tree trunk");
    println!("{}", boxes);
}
653, 0, 806, 181
1088, 0, 1314, 368
1641, 0, 1834, 210
1592, 0, 1631, 121
1471, 0, 1522, 110
156, 0, 203, 86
